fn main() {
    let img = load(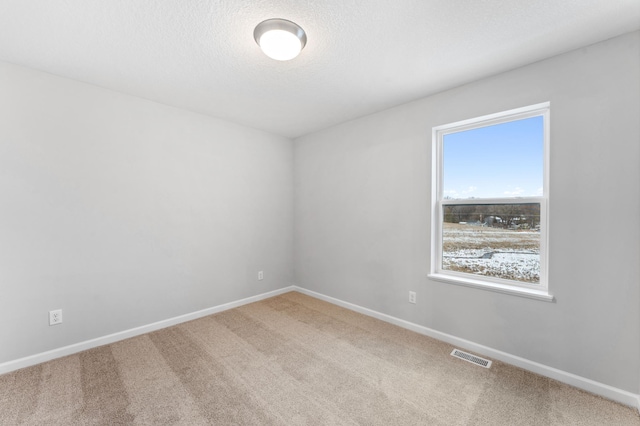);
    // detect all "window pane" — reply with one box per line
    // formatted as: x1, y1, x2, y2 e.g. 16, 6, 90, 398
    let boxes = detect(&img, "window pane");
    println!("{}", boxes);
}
441, 203, 540, 284
443, 116, 543, 199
